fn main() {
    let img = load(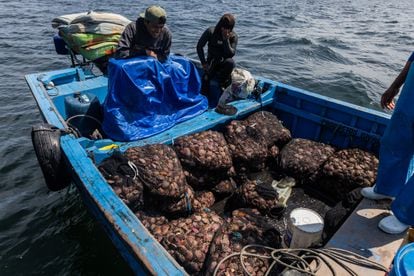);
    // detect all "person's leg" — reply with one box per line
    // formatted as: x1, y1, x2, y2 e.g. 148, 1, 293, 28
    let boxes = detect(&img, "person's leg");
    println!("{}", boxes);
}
374, 111, 414, 196
390, 174, 414, 226
216, 58, 235, 89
